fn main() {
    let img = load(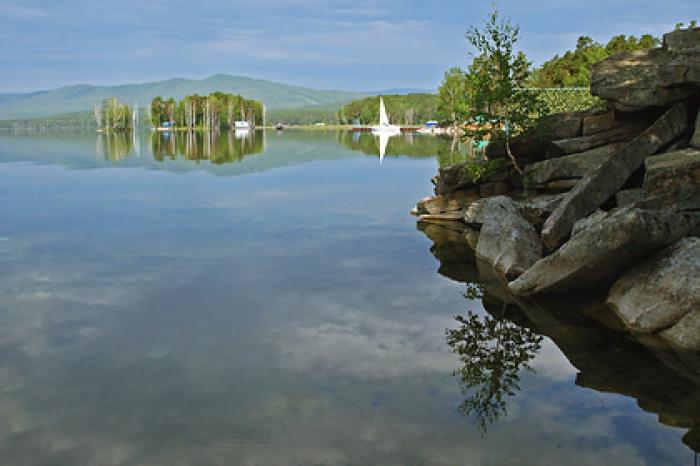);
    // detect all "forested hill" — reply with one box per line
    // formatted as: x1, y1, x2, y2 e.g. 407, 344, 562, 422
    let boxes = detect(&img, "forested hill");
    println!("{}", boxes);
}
0, 74, 363, 119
